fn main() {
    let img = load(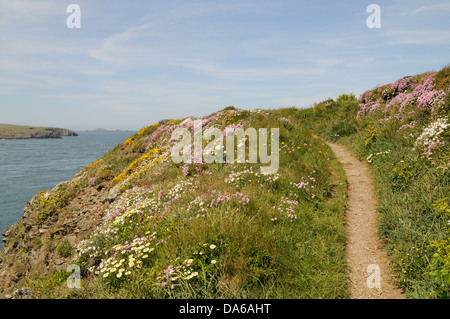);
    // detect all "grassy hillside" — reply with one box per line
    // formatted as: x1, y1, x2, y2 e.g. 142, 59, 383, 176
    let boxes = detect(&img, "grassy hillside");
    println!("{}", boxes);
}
0, 124, 77, 139
299, 65, 450, 298
1, 108, 349, 299
1, 65, 448, 299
